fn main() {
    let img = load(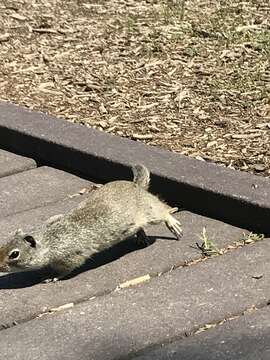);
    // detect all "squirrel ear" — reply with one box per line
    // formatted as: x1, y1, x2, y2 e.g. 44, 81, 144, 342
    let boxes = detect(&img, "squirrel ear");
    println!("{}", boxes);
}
23, 235, 36, 248
15, 228, 25, 237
